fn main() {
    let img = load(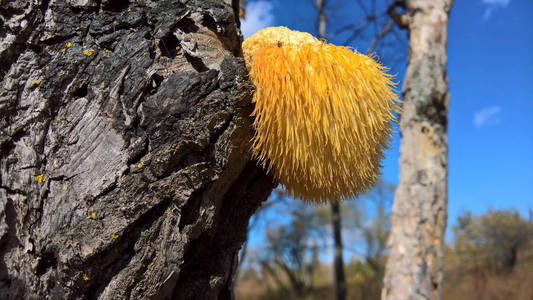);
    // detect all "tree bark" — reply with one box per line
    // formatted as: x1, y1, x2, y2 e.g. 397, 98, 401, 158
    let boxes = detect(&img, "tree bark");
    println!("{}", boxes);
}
0, 0, 275, 299
382, 1, 452, 300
